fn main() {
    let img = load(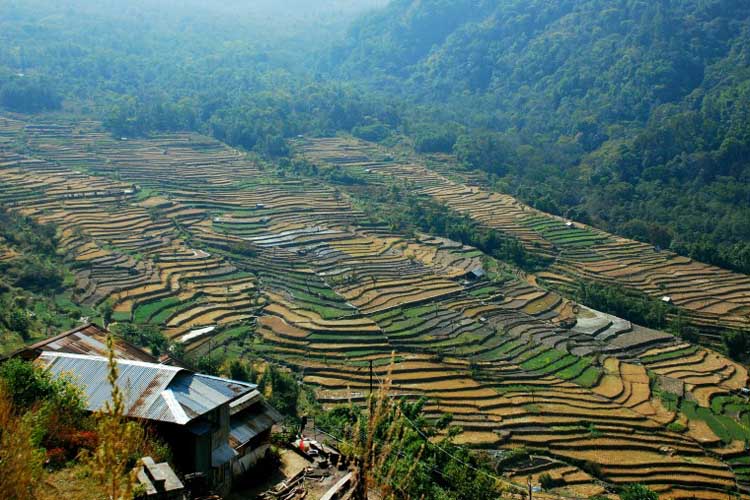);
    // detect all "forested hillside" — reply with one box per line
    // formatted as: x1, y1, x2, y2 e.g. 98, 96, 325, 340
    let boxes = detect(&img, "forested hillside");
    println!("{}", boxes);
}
325, 0, 750, 273
1, 0, 749, 272
0, 0, 399, 155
